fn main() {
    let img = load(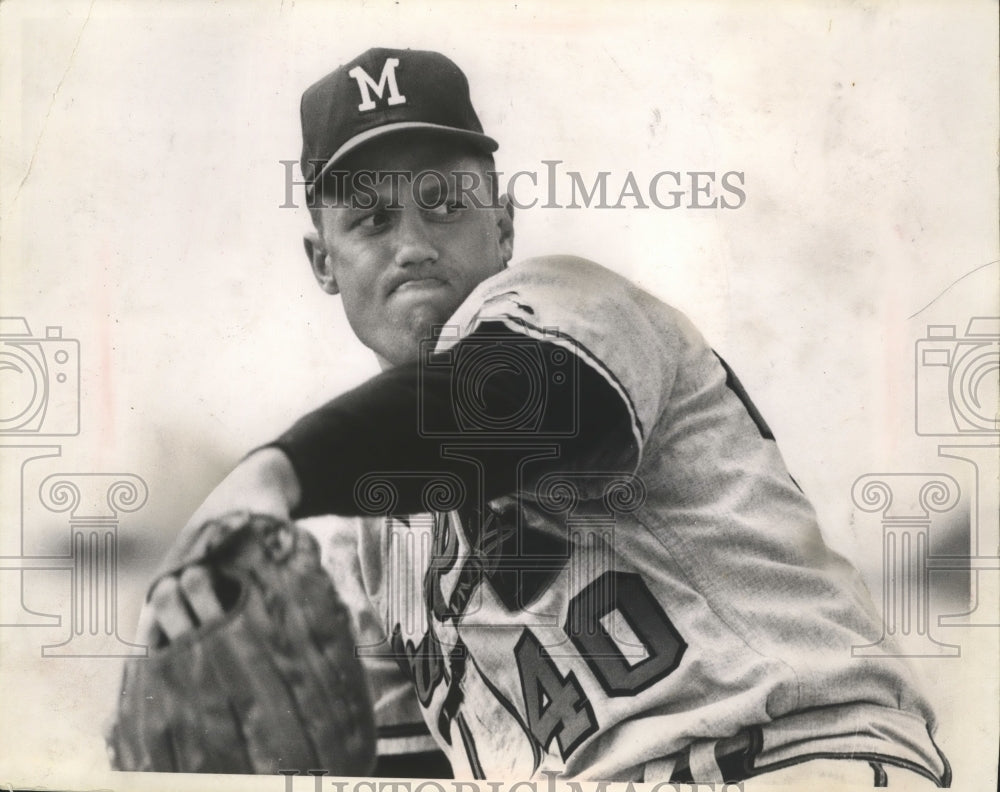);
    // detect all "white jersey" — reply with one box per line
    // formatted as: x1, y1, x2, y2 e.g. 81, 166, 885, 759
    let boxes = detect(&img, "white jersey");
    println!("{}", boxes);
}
352, 256, 948, 783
